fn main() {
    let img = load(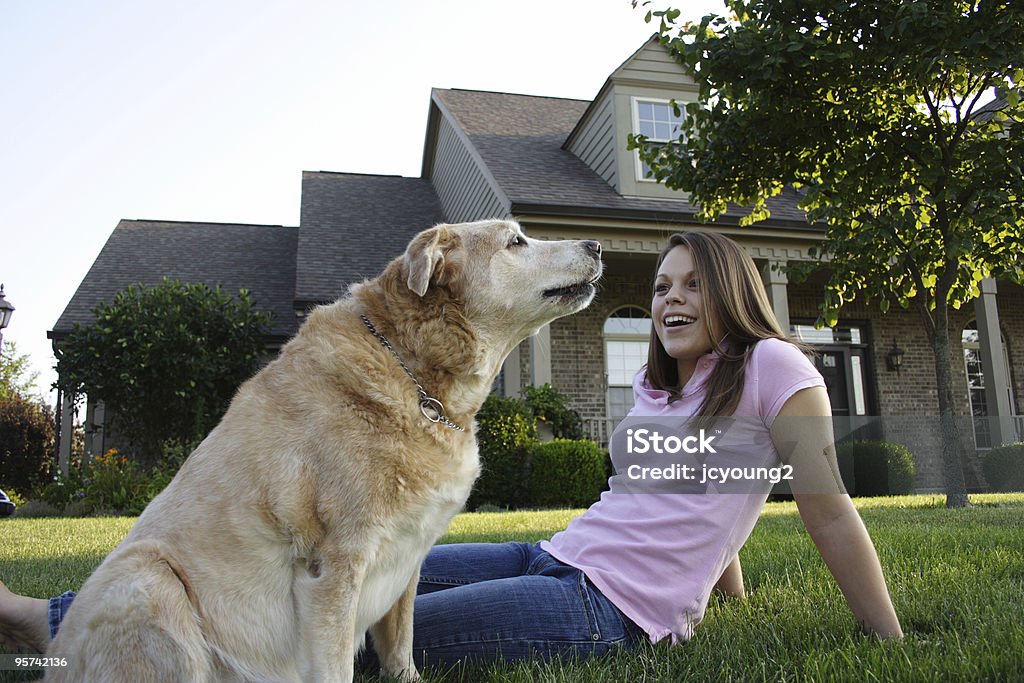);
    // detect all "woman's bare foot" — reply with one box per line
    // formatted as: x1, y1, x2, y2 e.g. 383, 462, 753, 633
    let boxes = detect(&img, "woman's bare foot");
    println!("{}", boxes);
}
0, 580, 51, 653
